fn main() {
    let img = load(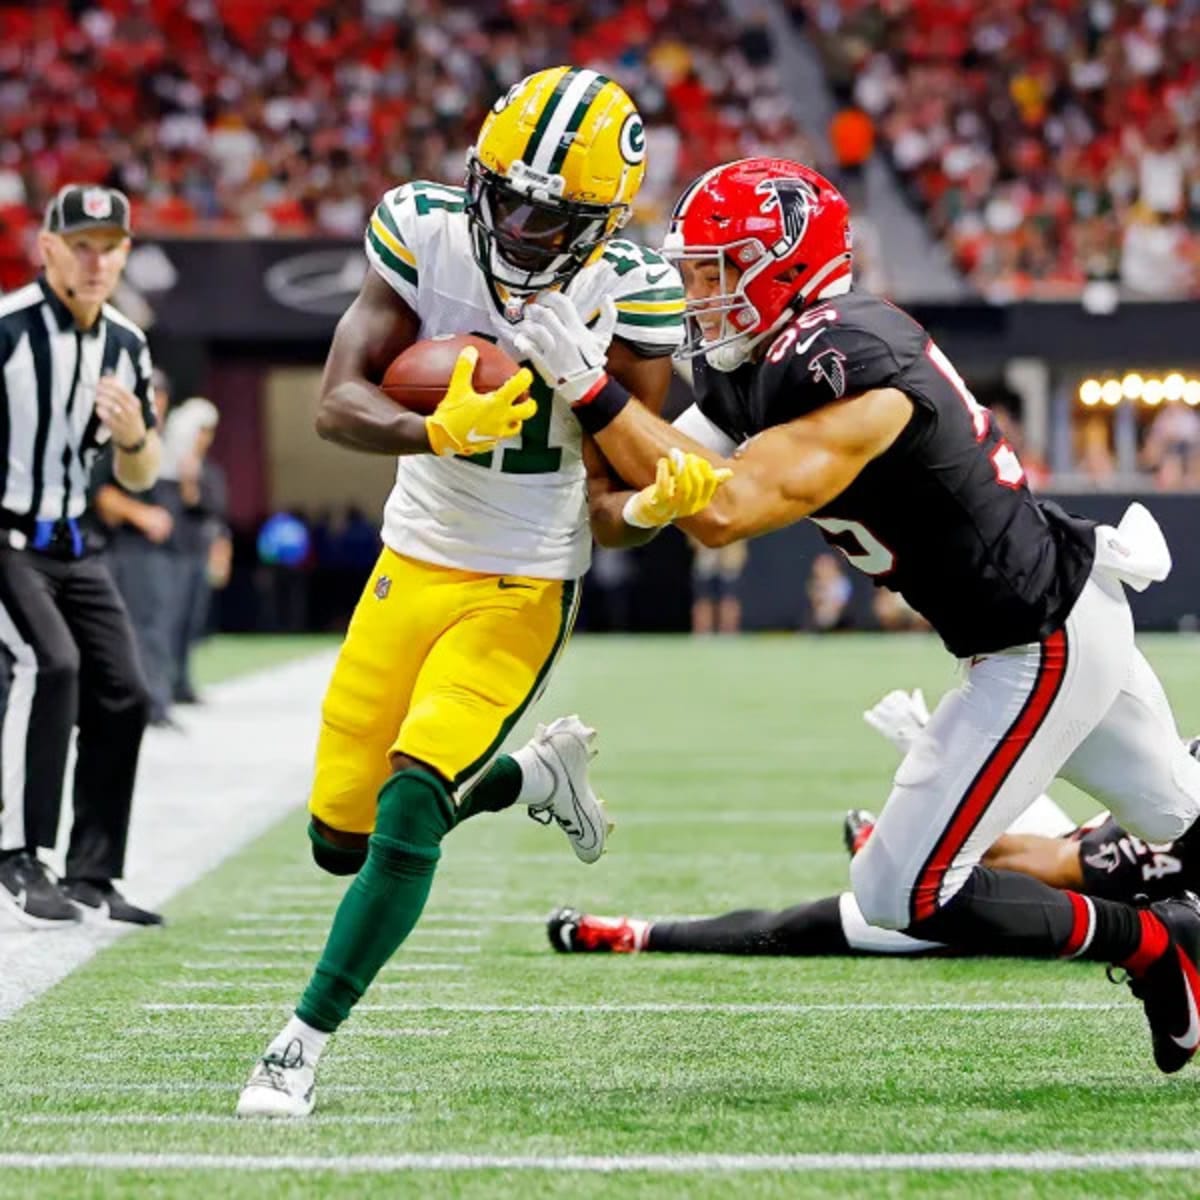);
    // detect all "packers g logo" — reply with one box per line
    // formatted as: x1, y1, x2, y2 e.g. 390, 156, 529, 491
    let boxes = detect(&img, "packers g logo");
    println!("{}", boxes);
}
618, 113, 646, 165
